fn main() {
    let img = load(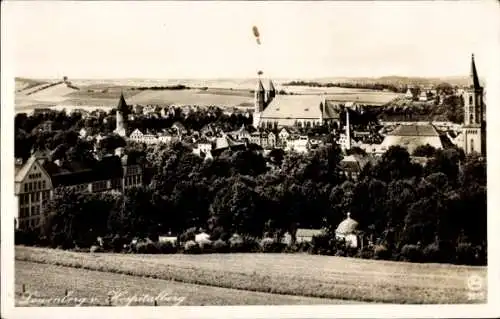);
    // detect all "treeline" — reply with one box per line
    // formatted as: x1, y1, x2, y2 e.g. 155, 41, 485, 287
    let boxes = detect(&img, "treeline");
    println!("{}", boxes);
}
26, 81, 65, 95
283, 81, 404, 93
130, 85, 190, 91
376, 95, 465, 124
18, 140, 487, 265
